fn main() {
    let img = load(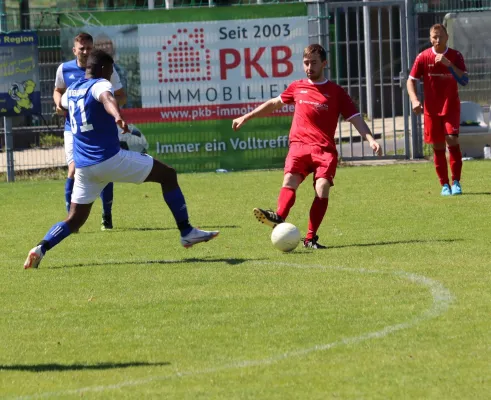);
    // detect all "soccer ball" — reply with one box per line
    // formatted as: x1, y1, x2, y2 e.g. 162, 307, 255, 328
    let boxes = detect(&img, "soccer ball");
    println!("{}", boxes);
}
271, 222, 301, 252
119, 124, 149, 154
